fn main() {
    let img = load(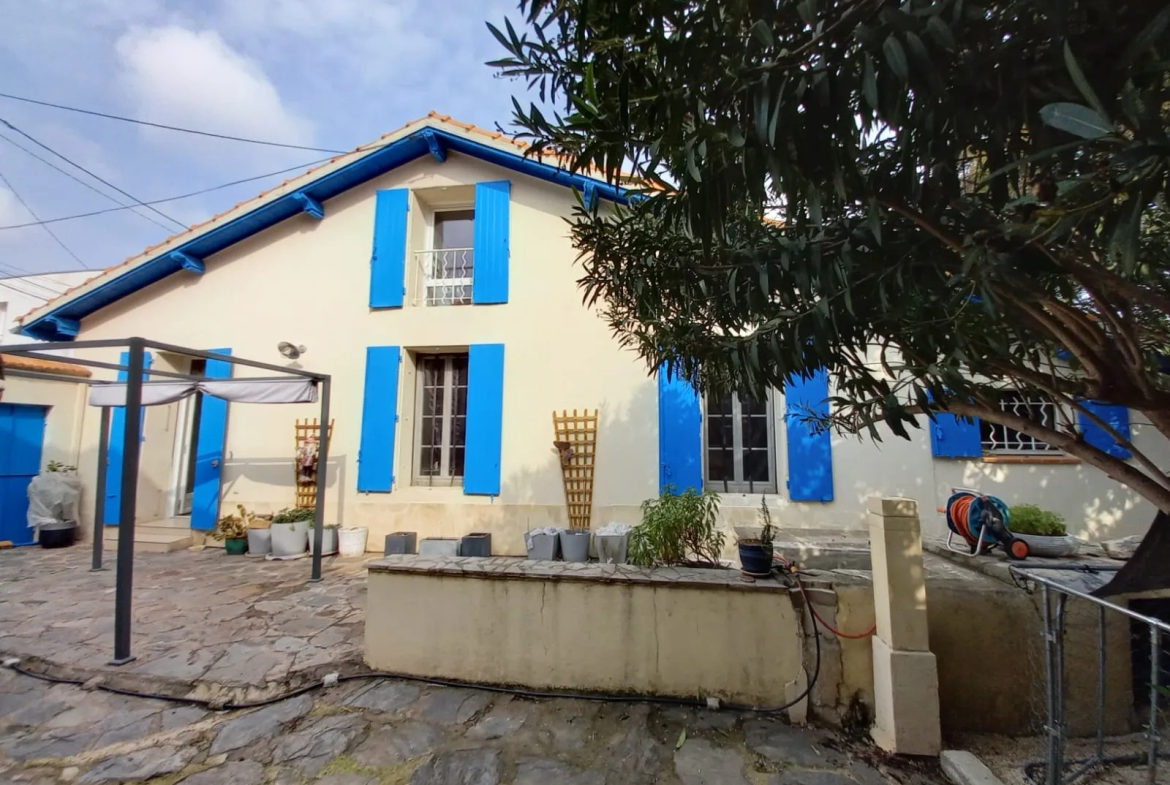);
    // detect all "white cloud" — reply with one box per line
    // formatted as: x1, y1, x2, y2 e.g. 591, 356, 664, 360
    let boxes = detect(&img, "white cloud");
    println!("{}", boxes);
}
0, 187, 28, 227
115, 26, 315, 150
